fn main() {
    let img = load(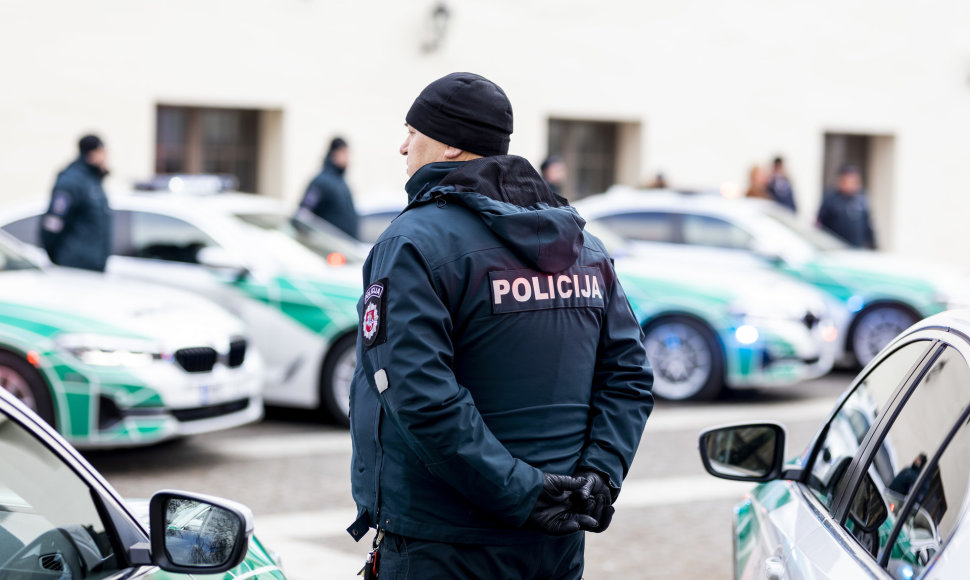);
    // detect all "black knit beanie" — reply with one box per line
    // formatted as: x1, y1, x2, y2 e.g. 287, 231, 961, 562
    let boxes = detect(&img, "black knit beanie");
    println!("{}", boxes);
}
78, 134, 104, 156
405, 72, 513, 157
